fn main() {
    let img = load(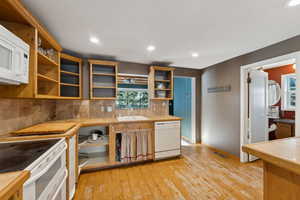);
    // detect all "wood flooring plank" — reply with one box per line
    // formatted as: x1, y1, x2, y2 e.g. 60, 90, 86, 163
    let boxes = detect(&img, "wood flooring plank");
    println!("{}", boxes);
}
75, 145, 263, 200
